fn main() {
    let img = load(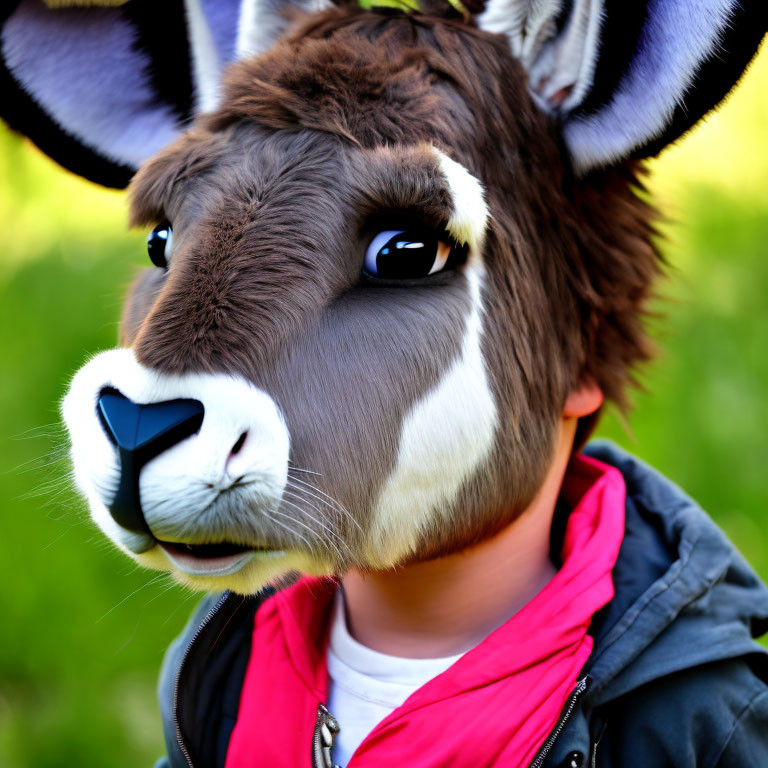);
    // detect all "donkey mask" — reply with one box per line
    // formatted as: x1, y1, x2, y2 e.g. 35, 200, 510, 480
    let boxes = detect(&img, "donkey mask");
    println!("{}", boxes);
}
3, 0, 764, 594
